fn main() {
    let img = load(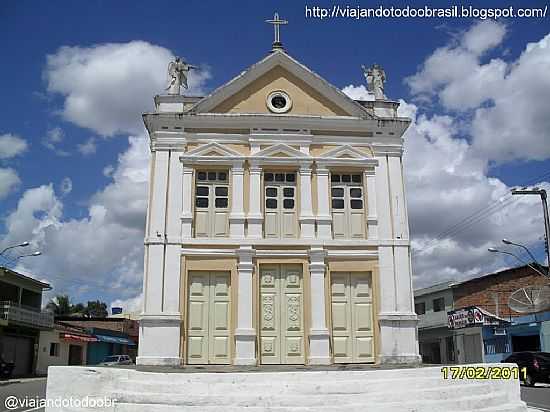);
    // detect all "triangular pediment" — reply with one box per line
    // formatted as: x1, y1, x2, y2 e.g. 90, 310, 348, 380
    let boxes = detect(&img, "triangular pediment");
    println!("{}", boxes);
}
185, 142, 242, 158
254, 143, 309, 158
190, 51, 372, 118
319, 145, 372, 160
